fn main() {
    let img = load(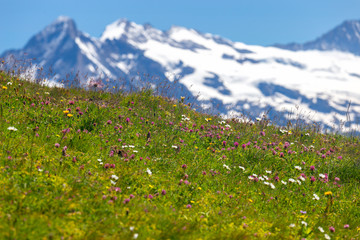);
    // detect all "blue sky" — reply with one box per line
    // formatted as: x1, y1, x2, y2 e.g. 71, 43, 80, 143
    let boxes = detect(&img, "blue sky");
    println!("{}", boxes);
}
1, 0, 360, 53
